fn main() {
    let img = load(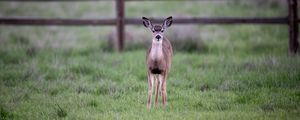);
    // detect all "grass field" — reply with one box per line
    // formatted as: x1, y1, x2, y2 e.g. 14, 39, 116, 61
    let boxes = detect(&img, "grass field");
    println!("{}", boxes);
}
1, 1, 300, 120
